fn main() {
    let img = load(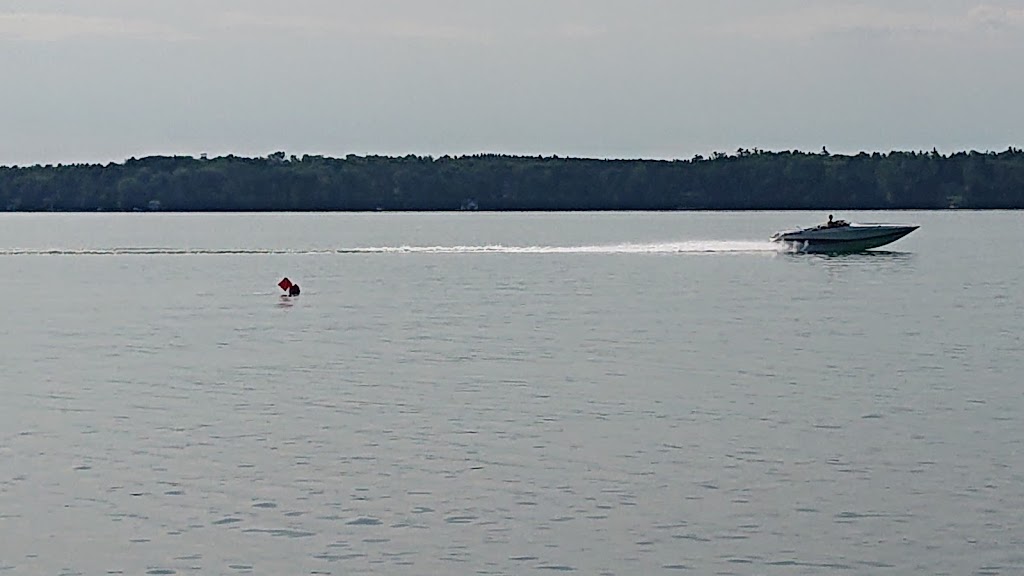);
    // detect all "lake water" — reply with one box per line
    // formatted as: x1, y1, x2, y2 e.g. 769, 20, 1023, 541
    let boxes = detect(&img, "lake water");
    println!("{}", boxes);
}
1, 210, 1021, 575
